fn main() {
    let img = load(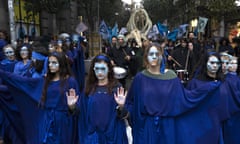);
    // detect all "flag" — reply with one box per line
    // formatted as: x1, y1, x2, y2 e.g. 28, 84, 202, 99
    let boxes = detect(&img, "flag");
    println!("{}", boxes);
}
197, 17, 208, 33
99, 20, 109, 39
147, 24, 159, 39
119, 27, 128, 35
152, 24, 160, 35
167, 29, 179, 41
111, 23, 119, 37
75, 22, 88, 34
157, 22, 168, 37
178, 24, 189, 37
